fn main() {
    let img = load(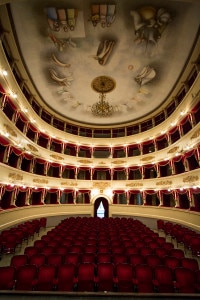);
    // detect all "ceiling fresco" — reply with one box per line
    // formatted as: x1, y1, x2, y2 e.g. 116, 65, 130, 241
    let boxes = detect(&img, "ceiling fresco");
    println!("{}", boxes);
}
9, 0, 200, 125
